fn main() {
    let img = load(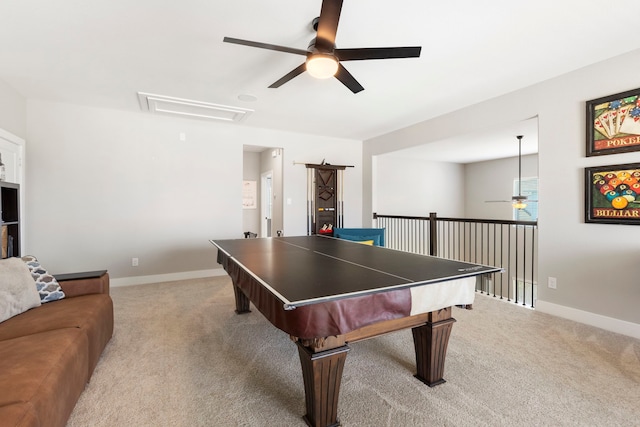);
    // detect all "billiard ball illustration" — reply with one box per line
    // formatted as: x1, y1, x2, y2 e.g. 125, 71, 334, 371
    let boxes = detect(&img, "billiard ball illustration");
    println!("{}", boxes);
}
617, 171, 631, 181
608, 178, 622, 188
605, 190, 619, 202
595, 179, 608, 189
620, 189, 637, 202
611, 196, 629, 209
600, 184, 614, 195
